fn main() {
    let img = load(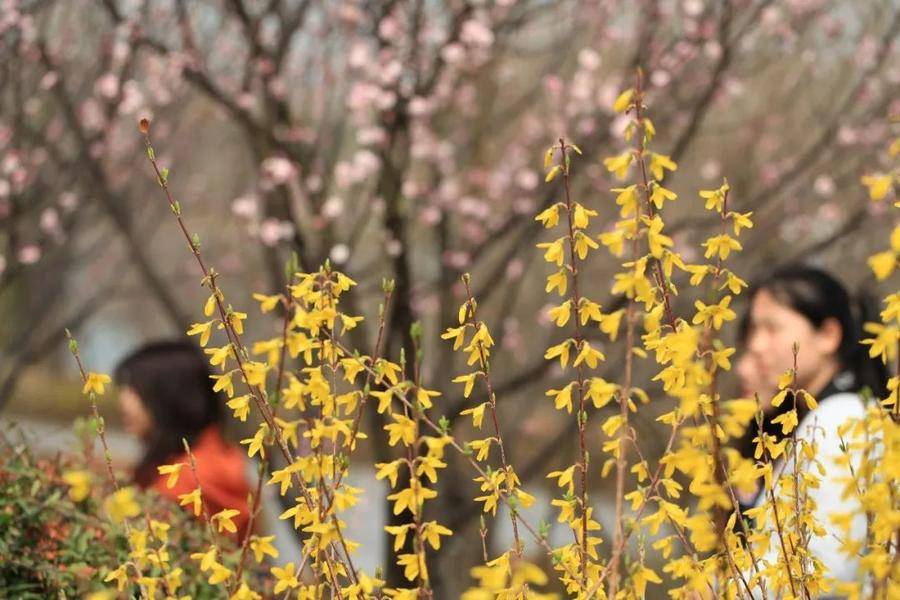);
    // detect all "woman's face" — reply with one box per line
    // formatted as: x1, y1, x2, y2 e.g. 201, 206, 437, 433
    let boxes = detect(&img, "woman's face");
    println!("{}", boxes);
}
744, 289, 841, 409
118, 386, 154, 439
736, 351, 774, 400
